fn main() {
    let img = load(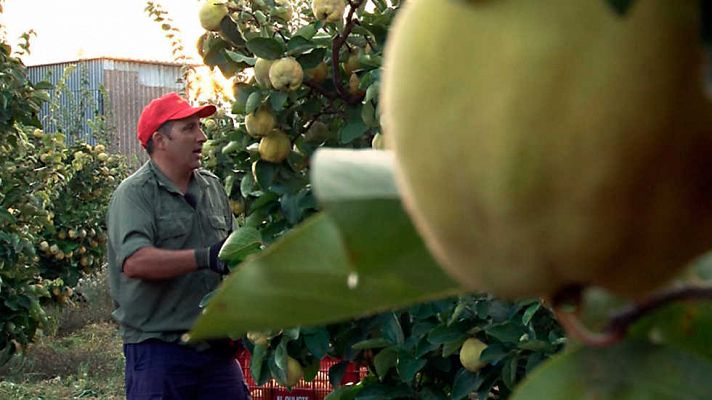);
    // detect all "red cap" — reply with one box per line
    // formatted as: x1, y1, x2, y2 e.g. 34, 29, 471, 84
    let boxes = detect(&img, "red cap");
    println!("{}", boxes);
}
136, 92, 217, 148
